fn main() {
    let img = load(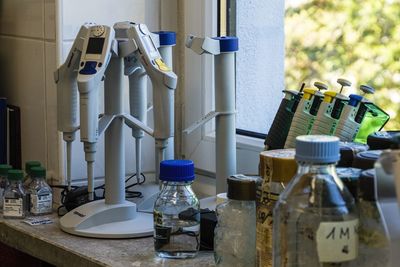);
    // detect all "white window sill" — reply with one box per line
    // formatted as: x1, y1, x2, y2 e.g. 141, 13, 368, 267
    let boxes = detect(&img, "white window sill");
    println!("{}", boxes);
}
203, 131, 265, 152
